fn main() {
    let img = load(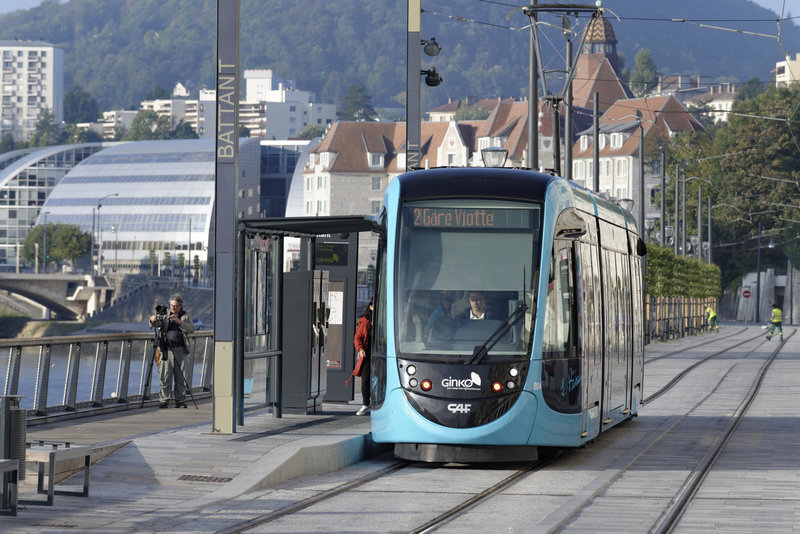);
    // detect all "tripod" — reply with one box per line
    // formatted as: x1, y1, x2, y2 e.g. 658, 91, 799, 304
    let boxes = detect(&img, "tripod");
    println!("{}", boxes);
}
141, 326, 163, 408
